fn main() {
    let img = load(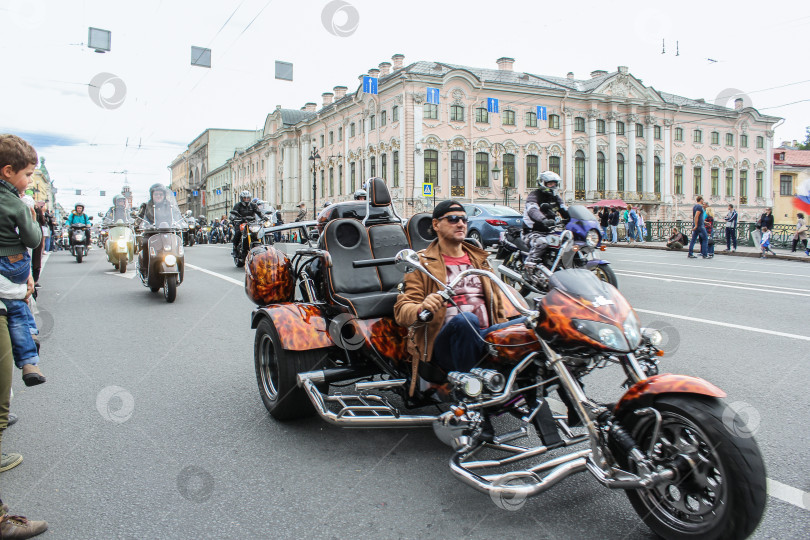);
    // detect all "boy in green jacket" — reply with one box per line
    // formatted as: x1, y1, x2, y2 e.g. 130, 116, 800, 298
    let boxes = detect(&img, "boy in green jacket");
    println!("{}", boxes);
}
0, 135, 46, 386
